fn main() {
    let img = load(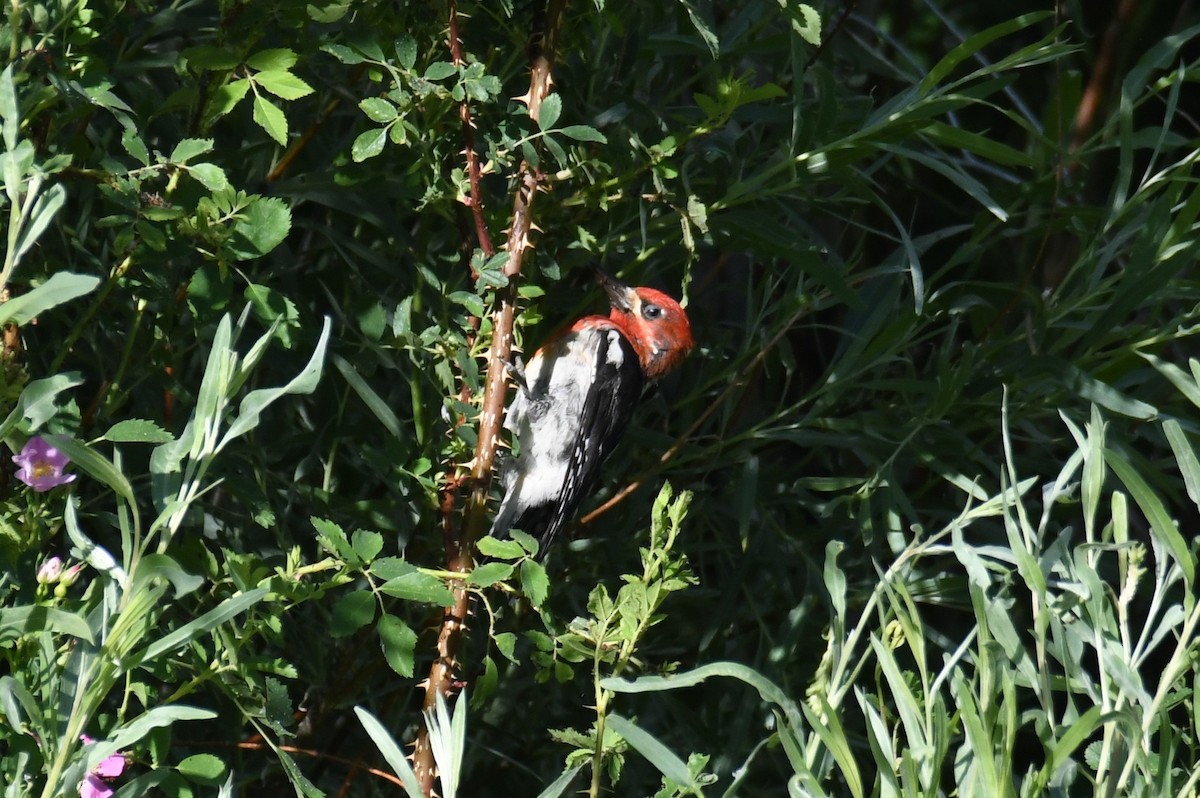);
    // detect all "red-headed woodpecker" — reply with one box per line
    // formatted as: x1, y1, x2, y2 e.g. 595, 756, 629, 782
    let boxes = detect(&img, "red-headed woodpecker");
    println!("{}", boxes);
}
490, 272, 694, 553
